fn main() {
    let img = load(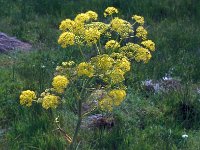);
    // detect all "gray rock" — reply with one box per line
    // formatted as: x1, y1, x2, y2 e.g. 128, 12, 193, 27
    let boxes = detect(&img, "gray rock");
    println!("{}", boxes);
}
81, 114, 115, 129
0, 32, 32, 52
142, 76, 181, 94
